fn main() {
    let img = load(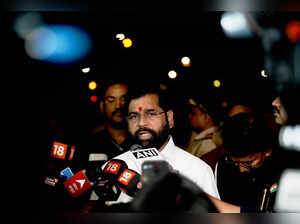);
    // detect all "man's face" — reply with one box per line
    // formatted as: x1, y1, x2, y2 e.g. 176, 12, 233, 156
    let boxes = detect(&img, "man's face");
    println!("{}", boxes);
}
127, 94, 174, 150
101, 84, 128, 127
188, 107, 207, 132
229, 150, 272, 173
272, 97, 288, 125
